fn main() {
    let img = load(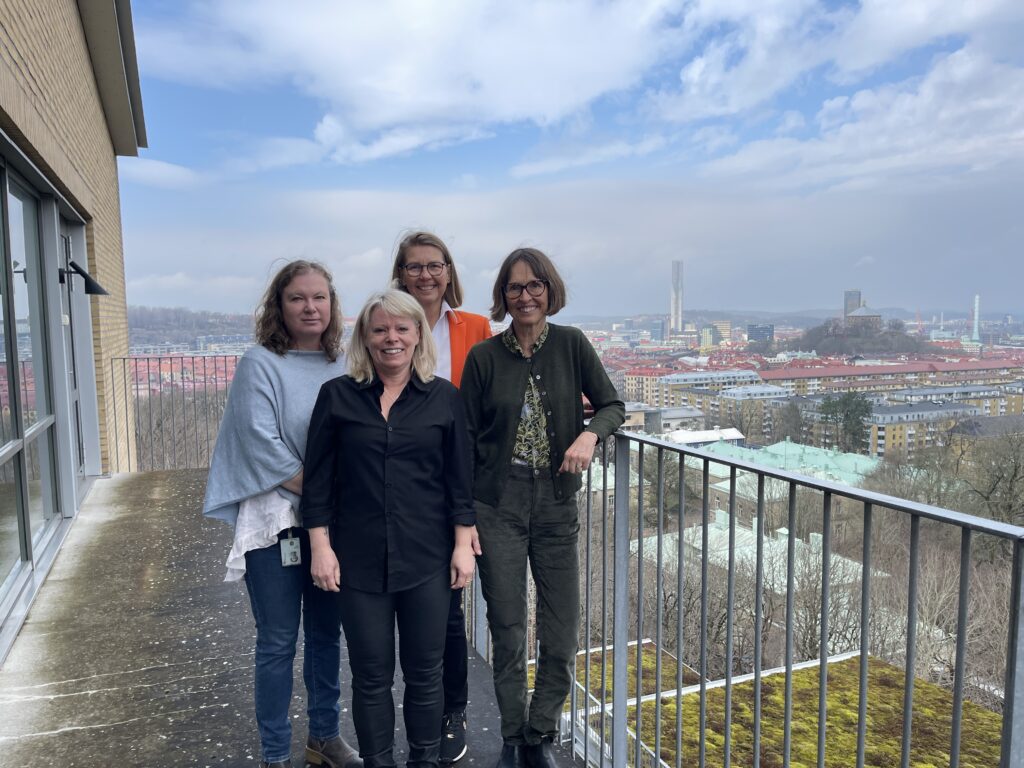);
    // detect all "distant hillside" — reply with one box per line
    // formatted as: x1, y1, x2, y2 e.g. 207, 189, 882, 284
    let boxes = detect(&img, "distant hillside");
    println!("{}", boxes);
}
128, 305, 254, 346
788, 318, 935, 355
